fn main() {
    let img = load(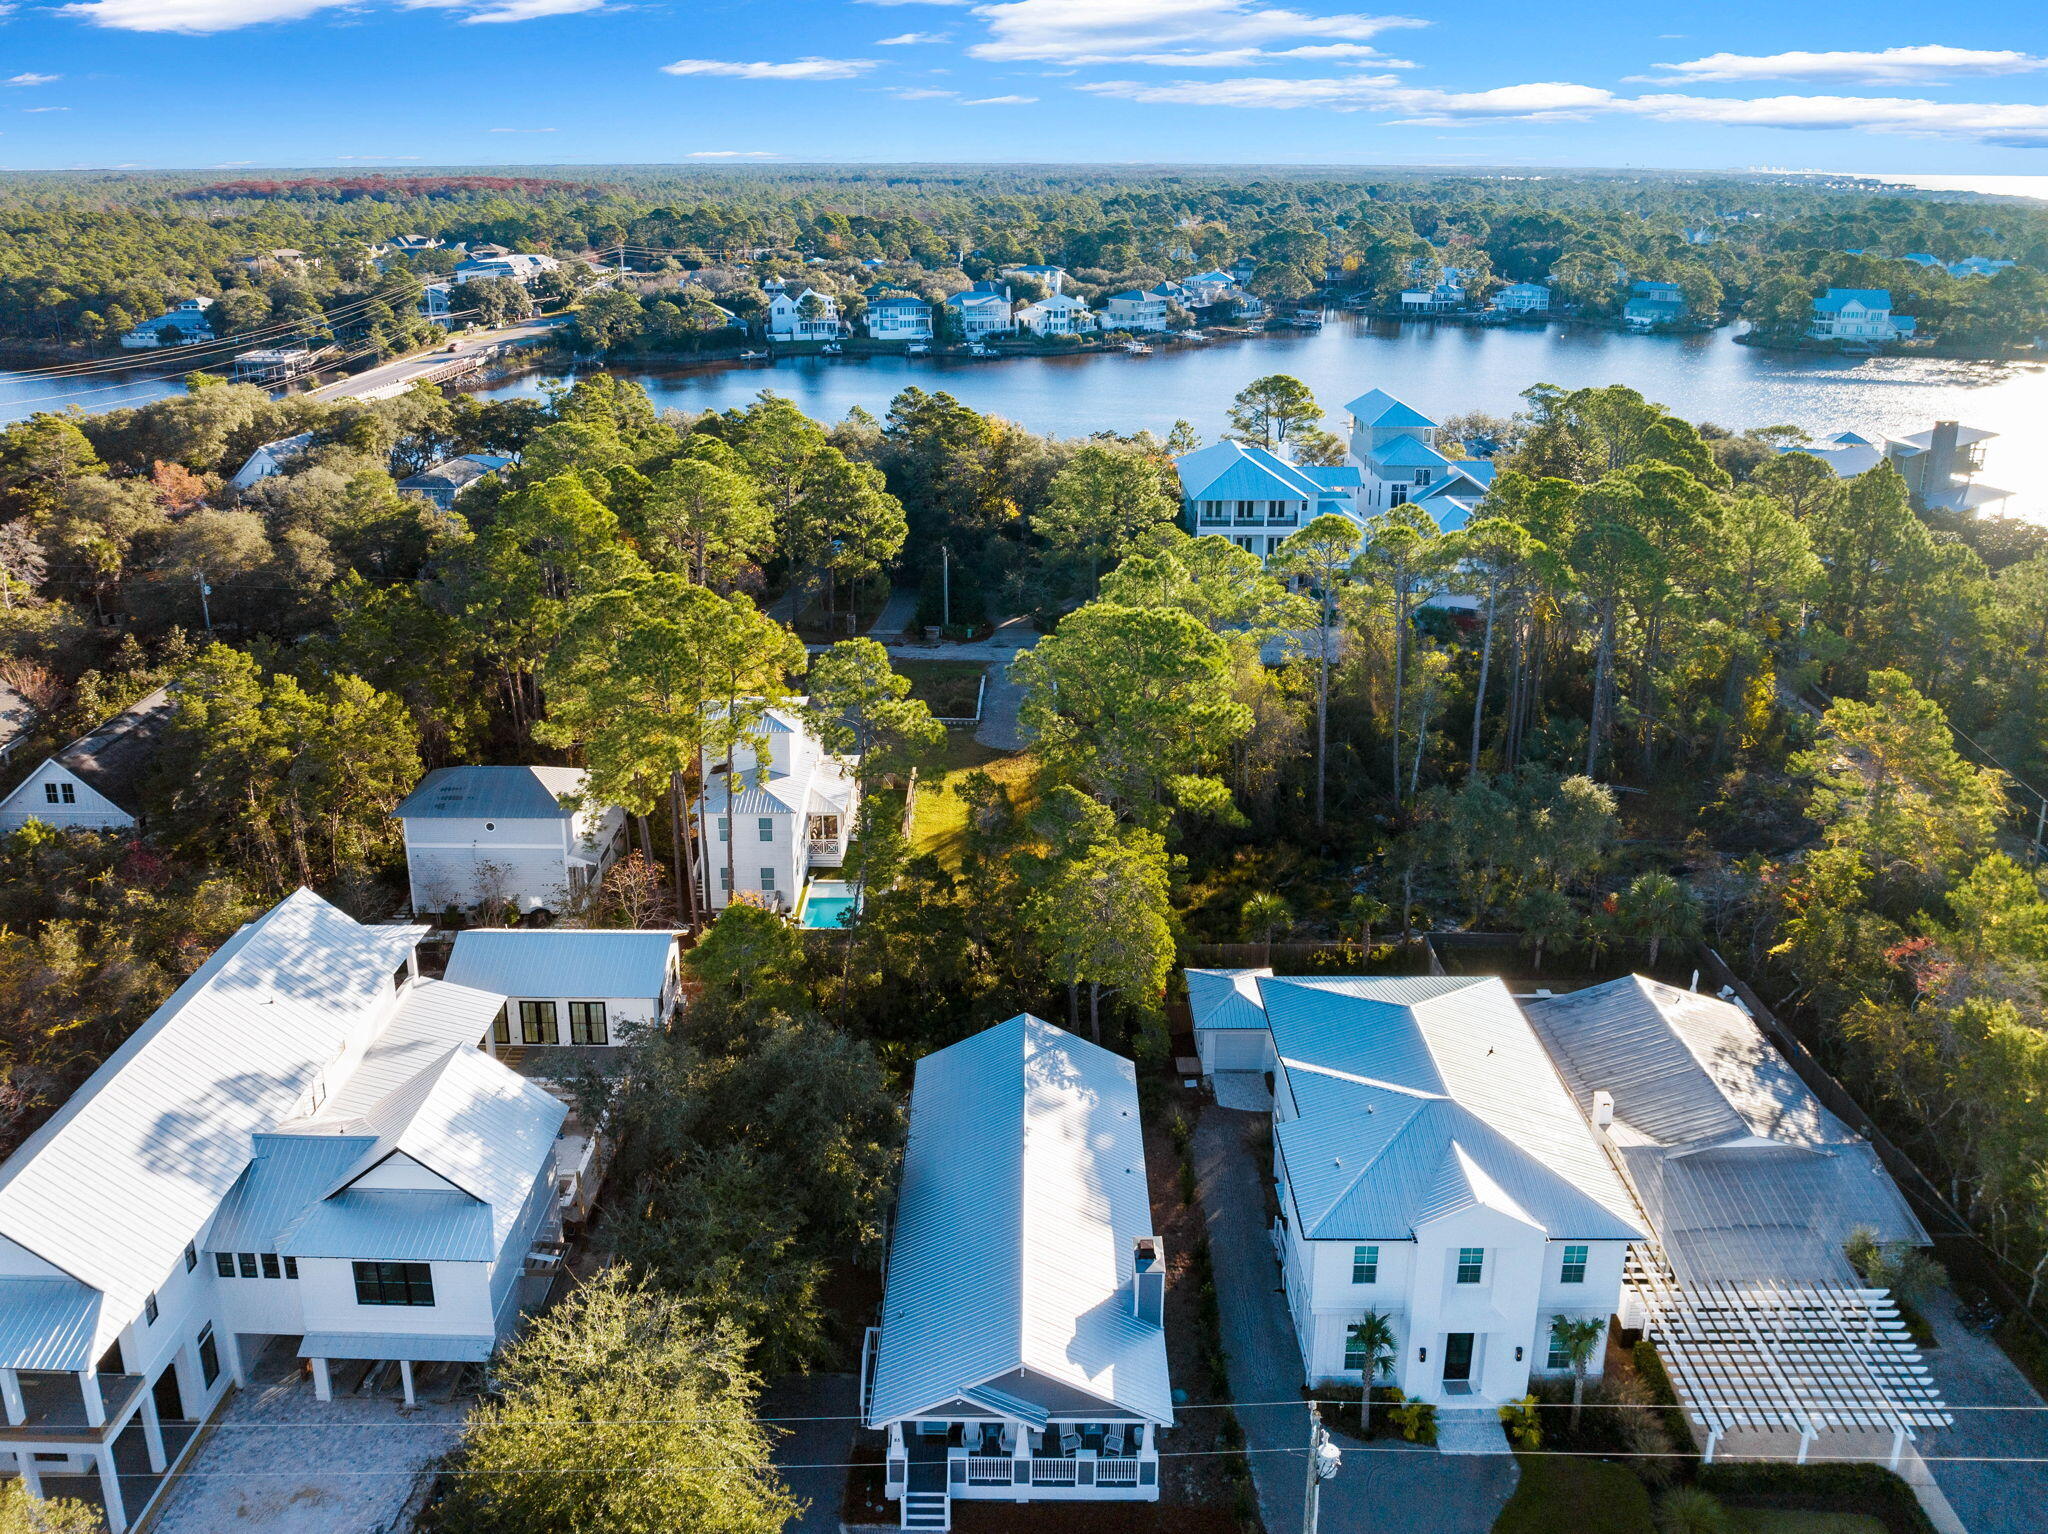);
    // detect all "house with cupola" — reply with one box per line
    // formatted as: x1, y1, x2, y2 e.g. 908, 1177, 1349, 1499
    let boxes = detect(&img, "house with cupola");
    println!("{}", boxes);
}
1344, 389, 1496, 532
